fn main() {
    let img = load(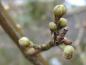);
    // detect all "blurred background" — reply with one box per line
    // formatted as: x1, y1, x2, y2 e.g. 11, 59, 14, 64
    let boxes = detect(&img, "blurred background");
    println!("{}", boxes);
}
0, 0, 86, 65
